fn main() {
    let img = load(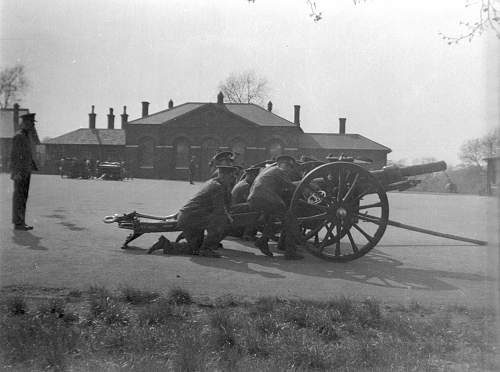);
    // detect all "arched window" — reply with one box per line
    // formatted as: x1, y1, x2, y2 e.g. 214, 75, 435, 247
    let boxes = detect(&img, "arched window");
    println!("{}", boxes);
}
137, 137, 155, 167
267, 139, 283, 160
231, 139, 246, 165
175, 138, 190, 168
